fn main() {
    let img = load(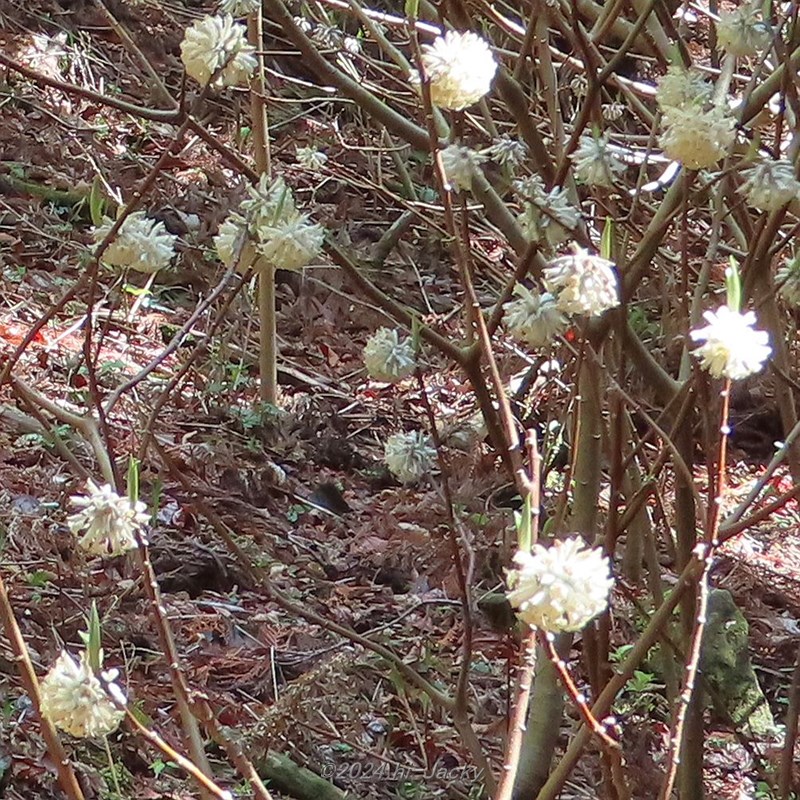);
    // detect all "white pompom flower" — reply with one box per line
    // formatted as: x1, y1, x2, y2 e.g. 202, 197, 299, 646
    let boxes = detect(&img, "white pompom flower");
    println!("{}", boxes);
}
296, 146, 329, 171
514, 177, 580, 247
656, 66, 713, 112
384, 431, 436, 483
503, 286, 567, 347
242, 174, 297, 223
439, 144, 485, 192
690, 306, 771, 380
180, 15, 257, 88
363, 328, 416, 382
214, 212, 258, 270
716, 5, 771, 57
571, 133, 626, 188
216, 175, 324, 271
660, 105, 736, 170
777, 256, 800, 307
410, 30, 498, 111
483, 136, 528, 169
506, 537, 614, 633
39, 651, 126, 738
92, 212, 176, 273
219, 0, 261, 16
739, 159, 800, 211
255, 209, 324, 270
67, 479, 148, 557
543, 247, 619, 317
